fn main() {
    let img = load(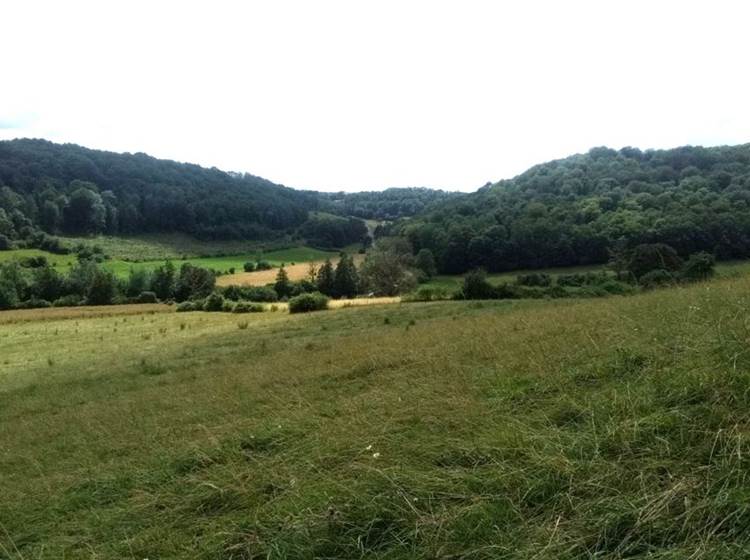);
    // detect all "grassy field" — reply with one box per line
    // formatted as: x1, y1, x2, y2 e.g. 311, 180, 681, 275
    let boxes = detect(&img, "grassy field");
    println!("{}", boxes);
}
3, 274, 750, 557
421, 260, 750, 293
0, 244, 340, 278
60, 234, 295, 261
